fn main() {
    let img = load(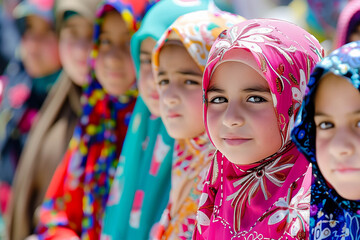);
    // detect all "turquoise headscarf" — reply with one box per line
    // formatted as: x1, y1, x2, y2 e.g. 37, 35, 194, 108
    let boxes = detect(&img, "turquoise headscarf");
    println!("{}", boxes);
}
101, 0, 213, 239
